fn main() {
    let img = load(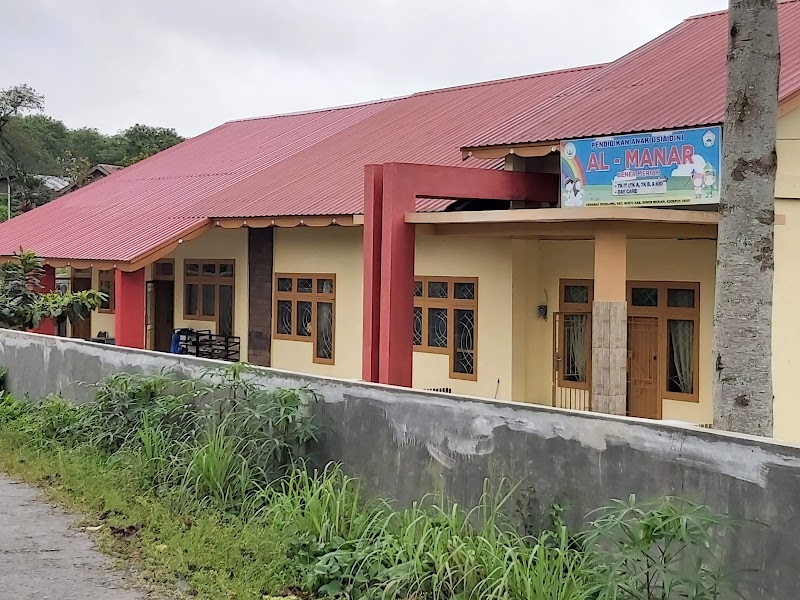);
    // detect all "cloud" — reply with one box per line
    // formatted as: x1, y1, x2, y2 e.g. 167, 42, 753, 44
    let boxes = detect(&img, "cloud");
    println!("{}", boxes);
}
671, 154, 707, 177
2, 0, 728, 136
